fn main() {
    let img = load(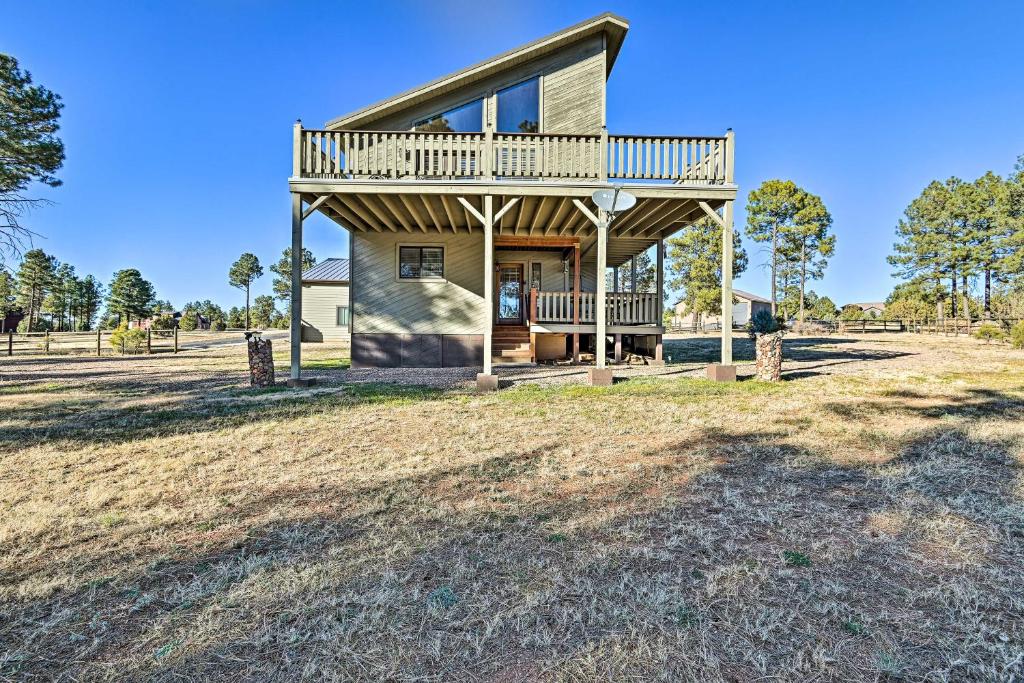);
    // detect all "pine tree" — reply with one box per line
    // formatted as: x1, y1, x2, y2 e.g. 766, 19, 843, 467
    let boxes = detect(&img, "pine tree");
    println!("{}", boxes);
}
228, 253, 263, 329
889, 181, 958, 319
782, 190, 835, 323
74, 274, 103, 330
667, 216, 747, 327
270, 247, 316, 301
745, 180, 805, 315
250, 295, 277, 329
106, 269, 156, 325
14, 248, 55, 330
0, 55, 65, 263
0, 270, 16, 314
43, 262, 75, 330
